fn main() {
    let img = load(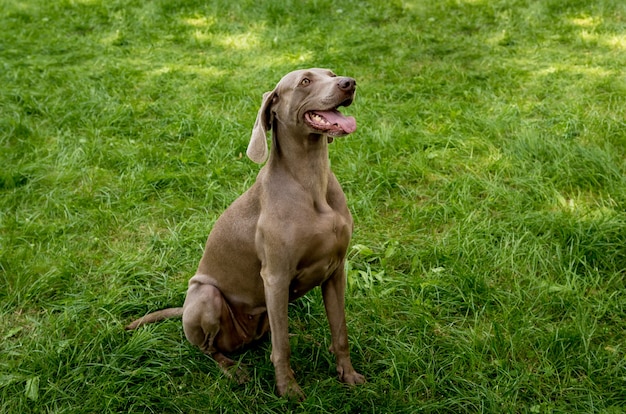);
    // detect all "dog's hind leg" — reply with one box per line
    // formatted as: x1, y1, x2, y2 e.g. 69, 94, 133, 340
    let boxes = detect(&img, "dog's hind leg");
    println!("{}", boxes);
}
182, 277, 250, 383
